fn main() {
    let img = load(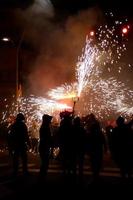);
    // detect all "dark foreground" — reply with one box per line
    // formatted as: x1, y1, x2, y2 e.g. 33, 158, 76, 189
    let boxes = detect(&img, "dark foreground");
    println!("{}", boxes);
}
0, 151, 133, 199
